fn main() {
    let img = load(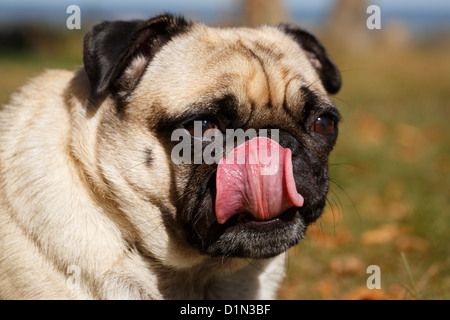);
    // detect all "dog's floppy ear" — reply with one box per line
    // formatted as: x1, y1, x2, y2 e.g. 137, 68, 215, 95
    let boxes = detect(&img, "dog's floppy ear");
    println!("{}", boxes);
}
83, 14, 192, 100
279, 24, 341, 94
